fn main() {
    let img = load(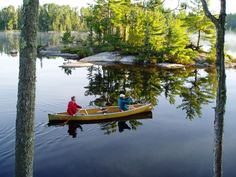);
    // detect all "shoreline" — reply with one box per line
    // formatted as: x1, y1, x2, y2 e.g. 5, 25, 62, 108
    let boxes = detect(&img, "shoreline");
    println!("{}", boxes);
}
38, 47, 236, 69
